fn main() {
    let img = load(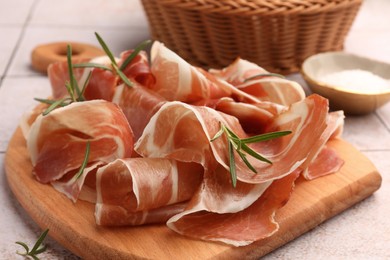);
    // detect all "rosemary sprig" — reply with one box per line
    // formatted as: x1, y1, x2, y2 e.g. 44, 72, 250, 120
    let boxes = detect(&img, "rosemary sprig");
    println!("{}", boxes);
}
94, 32, 134, 87
119, 39, 151, 70
36, 44, 87, 115
73, 141, 91, 180
73, 62, 112, 71
15, 229, 49, 260
210, 123, 291, 187
244, 73, 285, 82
